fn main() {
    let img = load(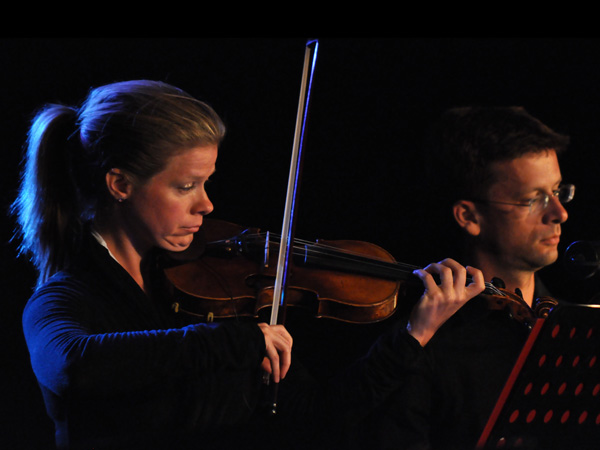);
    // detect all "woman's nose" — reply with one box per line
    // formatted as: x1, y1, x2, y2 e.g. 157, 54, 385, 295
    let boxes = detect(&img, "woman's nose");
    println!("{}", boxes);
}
193, 191, 214, 216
